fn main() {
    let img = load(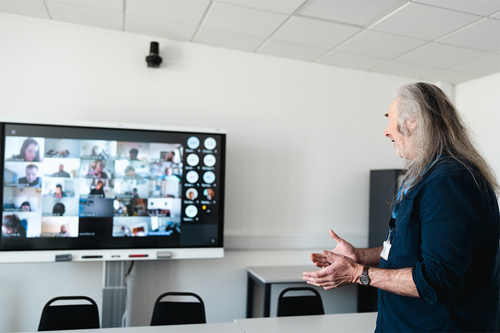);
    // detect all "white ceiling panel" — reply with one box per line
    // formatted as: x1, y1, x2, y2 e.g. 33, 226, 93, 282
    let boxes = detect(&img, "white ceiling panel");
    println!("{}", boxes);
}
438, 19, 500, 52
298, 0, 406, 27
317, 51, 388, 70
257, 40, 327, 62
414, 0, 500, 17
46, 1, 123, 30
194, 28, 265, 52
271, 16, 361, 49
370, 2, 481, 40
395, 42, 488, 68
126, 0, 209, 27
451, 53, 500, 75
47, 0, 123, 13
422, 70, 481, 84
371, 61, 441, 78
125, 16, 197, 42
0, 0, 499, 83
0, 0, 49, 18
202, 2, 288, 38
336, 30, 427, 59
216, 0, 306, 15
